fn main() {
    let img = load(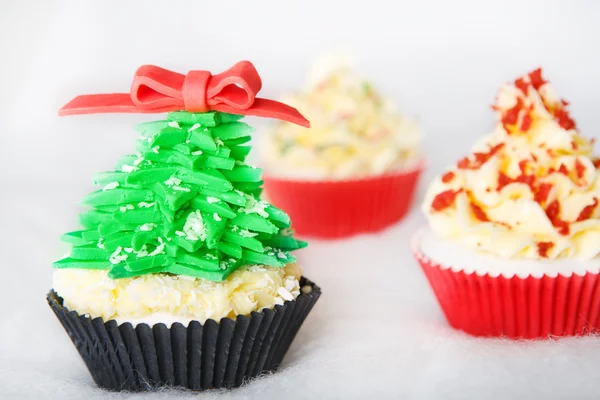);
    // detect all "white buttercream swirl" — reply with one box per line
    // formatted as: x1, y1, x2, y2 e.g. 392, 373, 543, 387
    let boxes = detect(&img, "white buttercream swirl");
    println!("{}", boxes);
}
423, 69, 600, 261
263, 53, 422, 180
